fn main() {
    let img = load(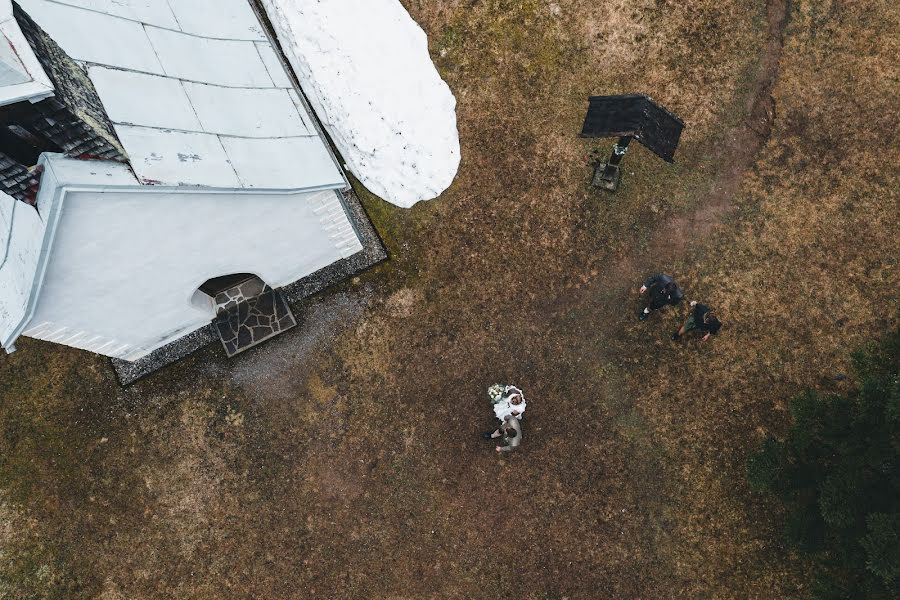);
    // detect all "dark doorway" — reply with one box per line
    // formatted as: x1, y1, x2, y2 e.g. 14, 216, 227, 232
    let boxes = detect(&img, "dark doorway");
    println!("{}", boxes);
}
0, 102, 64, 167
197, 273, 256, 297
